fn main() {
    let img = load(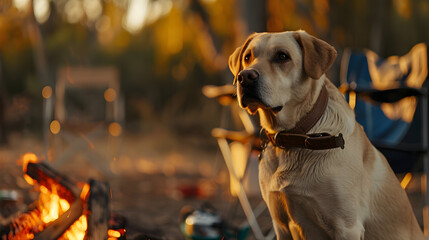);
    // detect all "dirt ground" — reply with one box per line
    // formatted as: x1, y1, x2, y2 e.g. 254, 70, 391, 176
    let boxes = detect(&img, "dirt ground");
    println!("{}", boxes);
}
0, 130, 426, 239
0, 130, 272, 239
